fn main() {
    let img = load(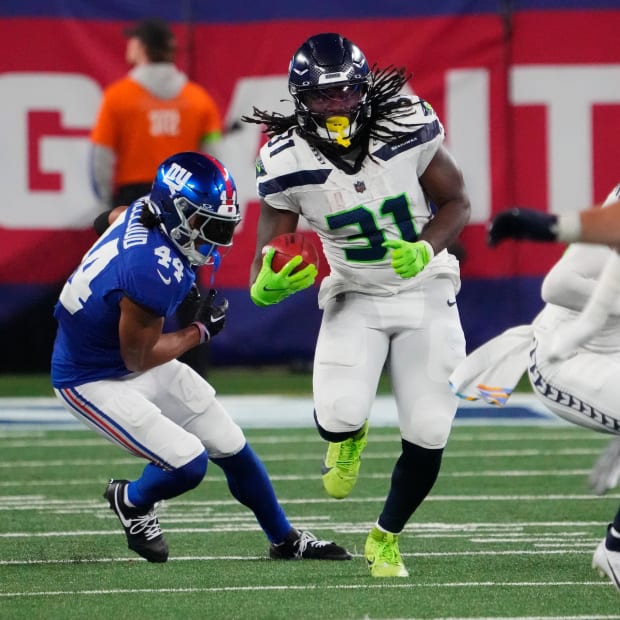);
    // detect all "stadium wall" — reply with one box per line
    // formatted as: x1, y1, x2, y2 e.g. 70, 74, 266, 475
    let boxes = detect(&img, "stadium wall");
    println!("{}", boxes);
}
1, 1, 619, 369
